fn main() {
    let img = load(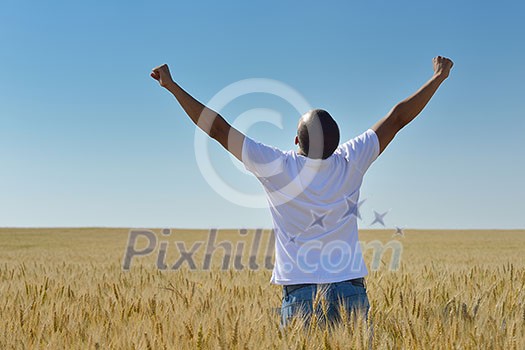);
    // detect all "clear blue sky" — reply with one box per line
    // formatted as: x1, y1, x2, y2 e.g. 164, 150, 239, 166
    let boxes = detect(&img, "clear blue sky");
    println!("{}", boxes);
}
1, 1, 523, 229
